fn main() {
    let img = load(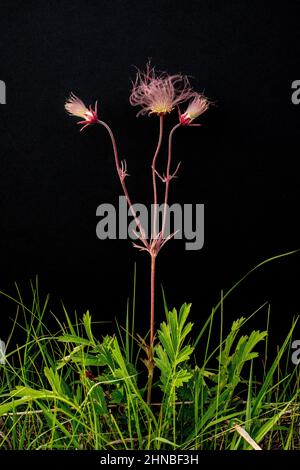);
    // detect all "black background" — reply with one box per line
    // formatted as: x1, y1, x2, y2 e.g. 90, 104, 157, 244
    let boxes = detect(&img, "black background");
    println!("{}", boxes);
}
0, 0, 300, 344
